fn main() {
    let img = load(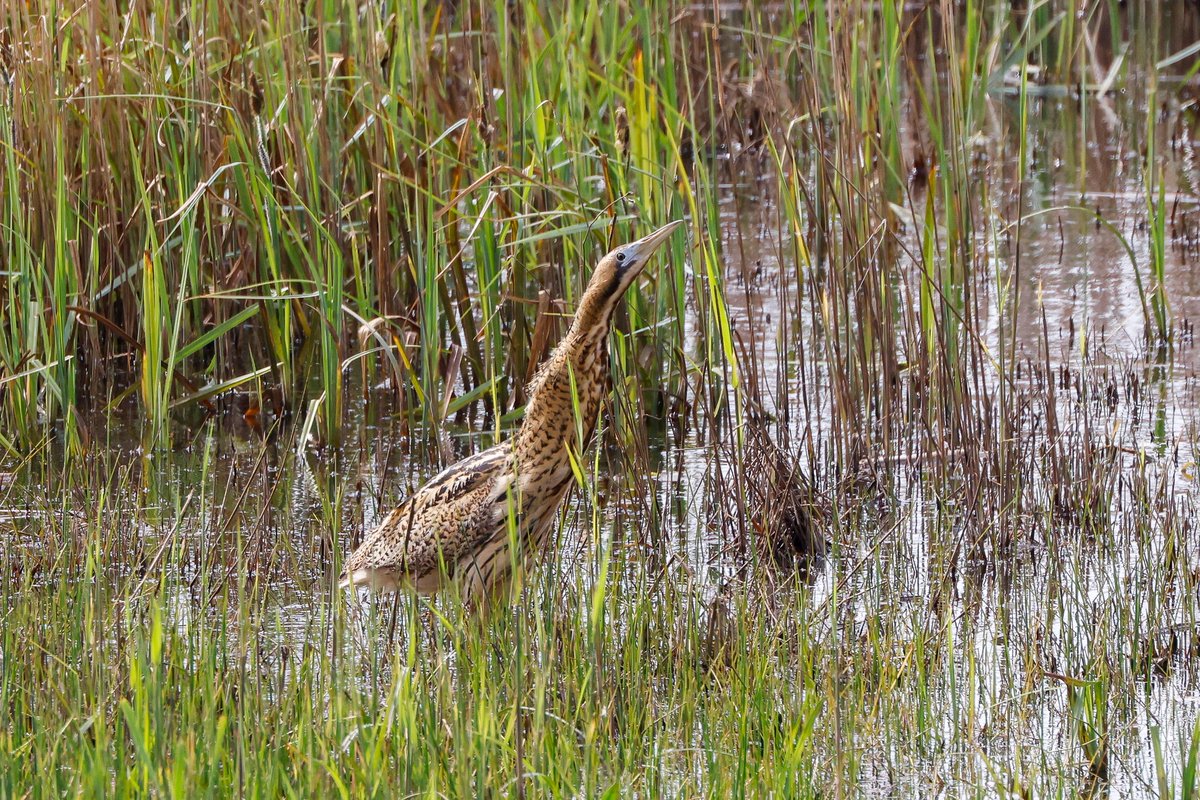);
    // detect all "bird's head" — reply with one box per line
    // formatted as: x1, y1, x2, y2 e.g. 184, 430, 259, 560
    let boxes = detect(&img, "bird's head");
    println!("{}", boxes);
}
578, 220, 683, 329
